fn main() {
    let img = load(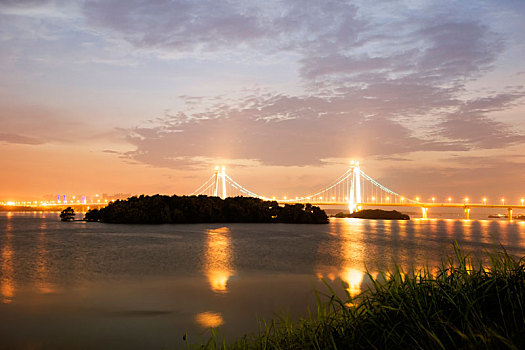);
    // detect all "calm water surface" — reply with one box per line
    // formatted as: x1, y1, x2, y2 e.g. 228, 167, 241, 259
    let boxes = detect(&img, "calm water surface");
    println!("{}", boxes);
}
1, 212, 525, 349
